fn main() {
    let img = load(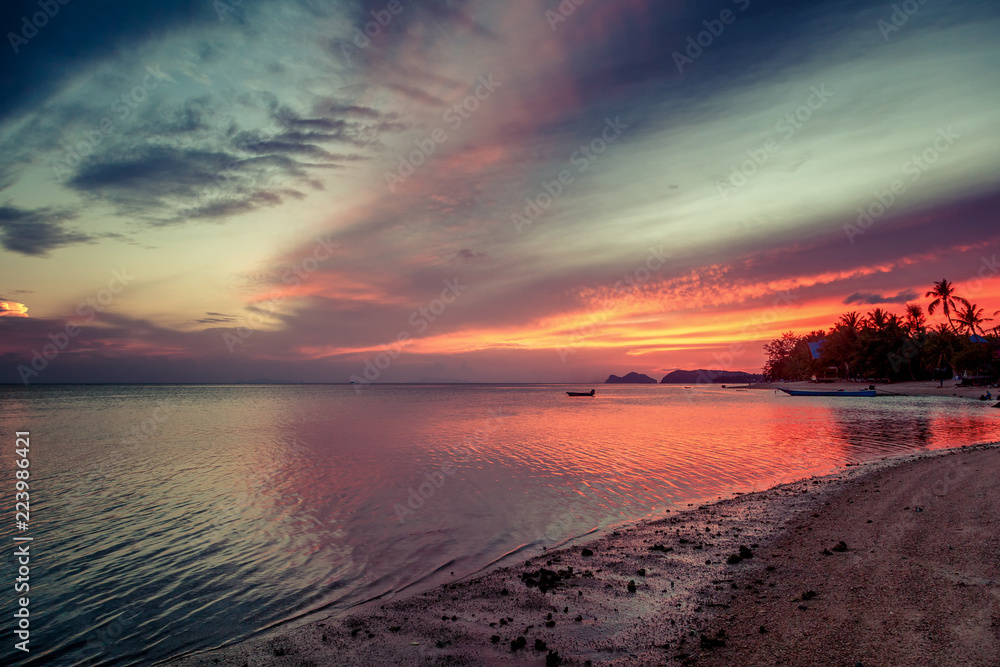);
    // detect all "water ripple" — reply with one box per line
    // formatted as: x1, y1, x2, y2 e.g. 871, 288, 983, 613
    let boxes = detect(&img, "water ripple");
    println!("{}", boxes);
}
0, 384, 996, 665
